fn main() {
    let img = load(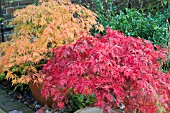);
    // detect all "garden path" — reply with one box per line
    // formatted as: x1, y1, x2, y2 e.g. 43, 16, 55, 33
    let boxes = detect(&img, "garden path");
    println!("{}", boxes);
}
0, 88, 34, 113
